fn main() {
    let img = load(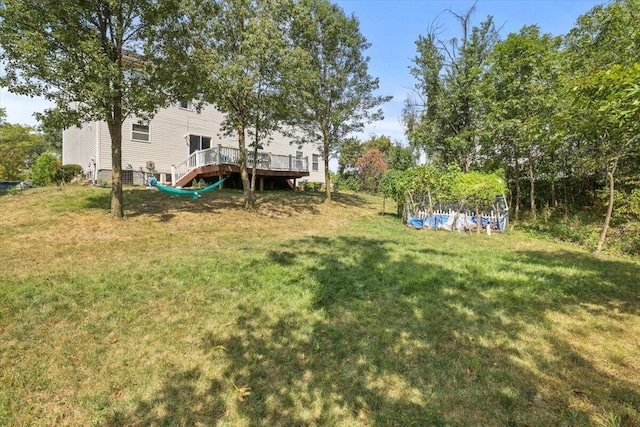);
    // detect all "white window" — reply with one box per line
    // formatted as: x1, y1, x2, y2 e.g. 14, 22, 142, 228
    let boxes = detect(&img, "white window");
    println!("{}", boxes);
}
132, 123, 150, 142
312, 154, 320, 171
179, 100, 193, 110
